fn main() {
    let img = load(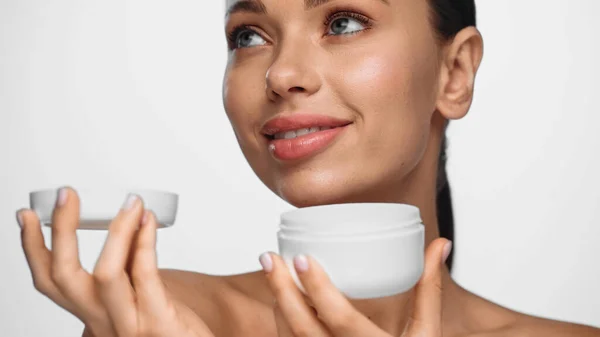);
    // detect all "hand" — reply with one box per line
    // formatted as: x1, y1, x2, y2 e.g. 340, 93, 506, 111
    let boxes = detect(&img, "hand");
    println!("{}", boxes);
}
18, 187, 214, 337
260, 237, 451, 337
